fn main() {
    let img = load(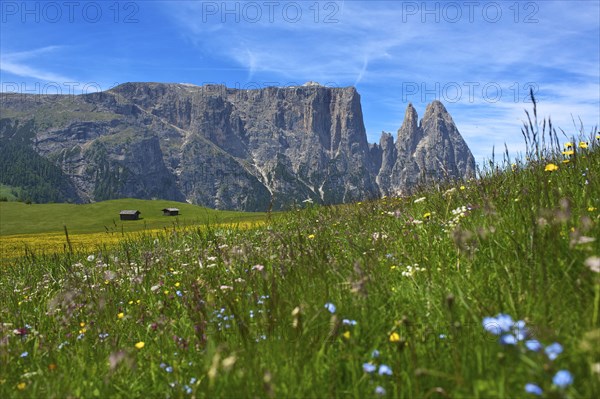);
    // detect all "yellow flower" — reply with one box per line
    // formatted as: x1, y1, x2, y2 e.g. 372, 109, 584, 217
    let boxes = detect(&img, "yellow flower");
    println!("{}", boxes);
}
117, 312, 124, 319
423, 212, 431, 220
564, 142, 573, 148
596, 134, 600, 141
342, 331, 351, 339
389, 332, 401, 342
562, 150, 574, 157
579, 141, 588, 149
544, 163, 559, 172
307, 234, 315, 240
164, 290, 169, 295
562, 159, 570, 164
80, 322, 86, 328
16, 382, 26, 390
460, 185, 466, 190
135, 341, 145, 349
175, 282, 180, 287
589, 207, 597, 212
